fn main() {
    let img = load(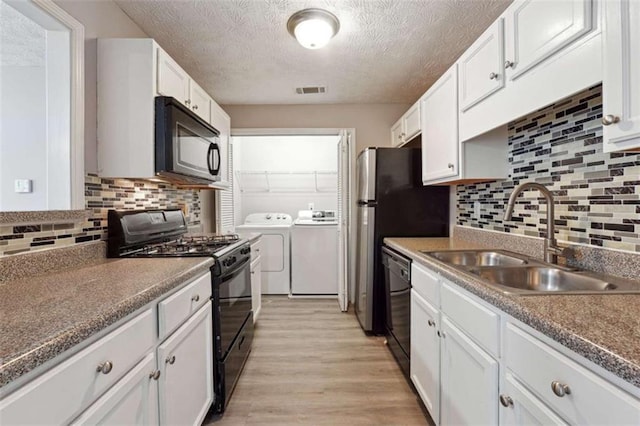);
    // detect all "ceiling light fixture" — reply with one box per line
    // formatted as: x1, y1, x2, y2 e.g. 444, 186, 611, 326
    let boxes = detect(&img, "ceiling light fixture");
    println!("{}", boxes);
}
287, 8, 340, 50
